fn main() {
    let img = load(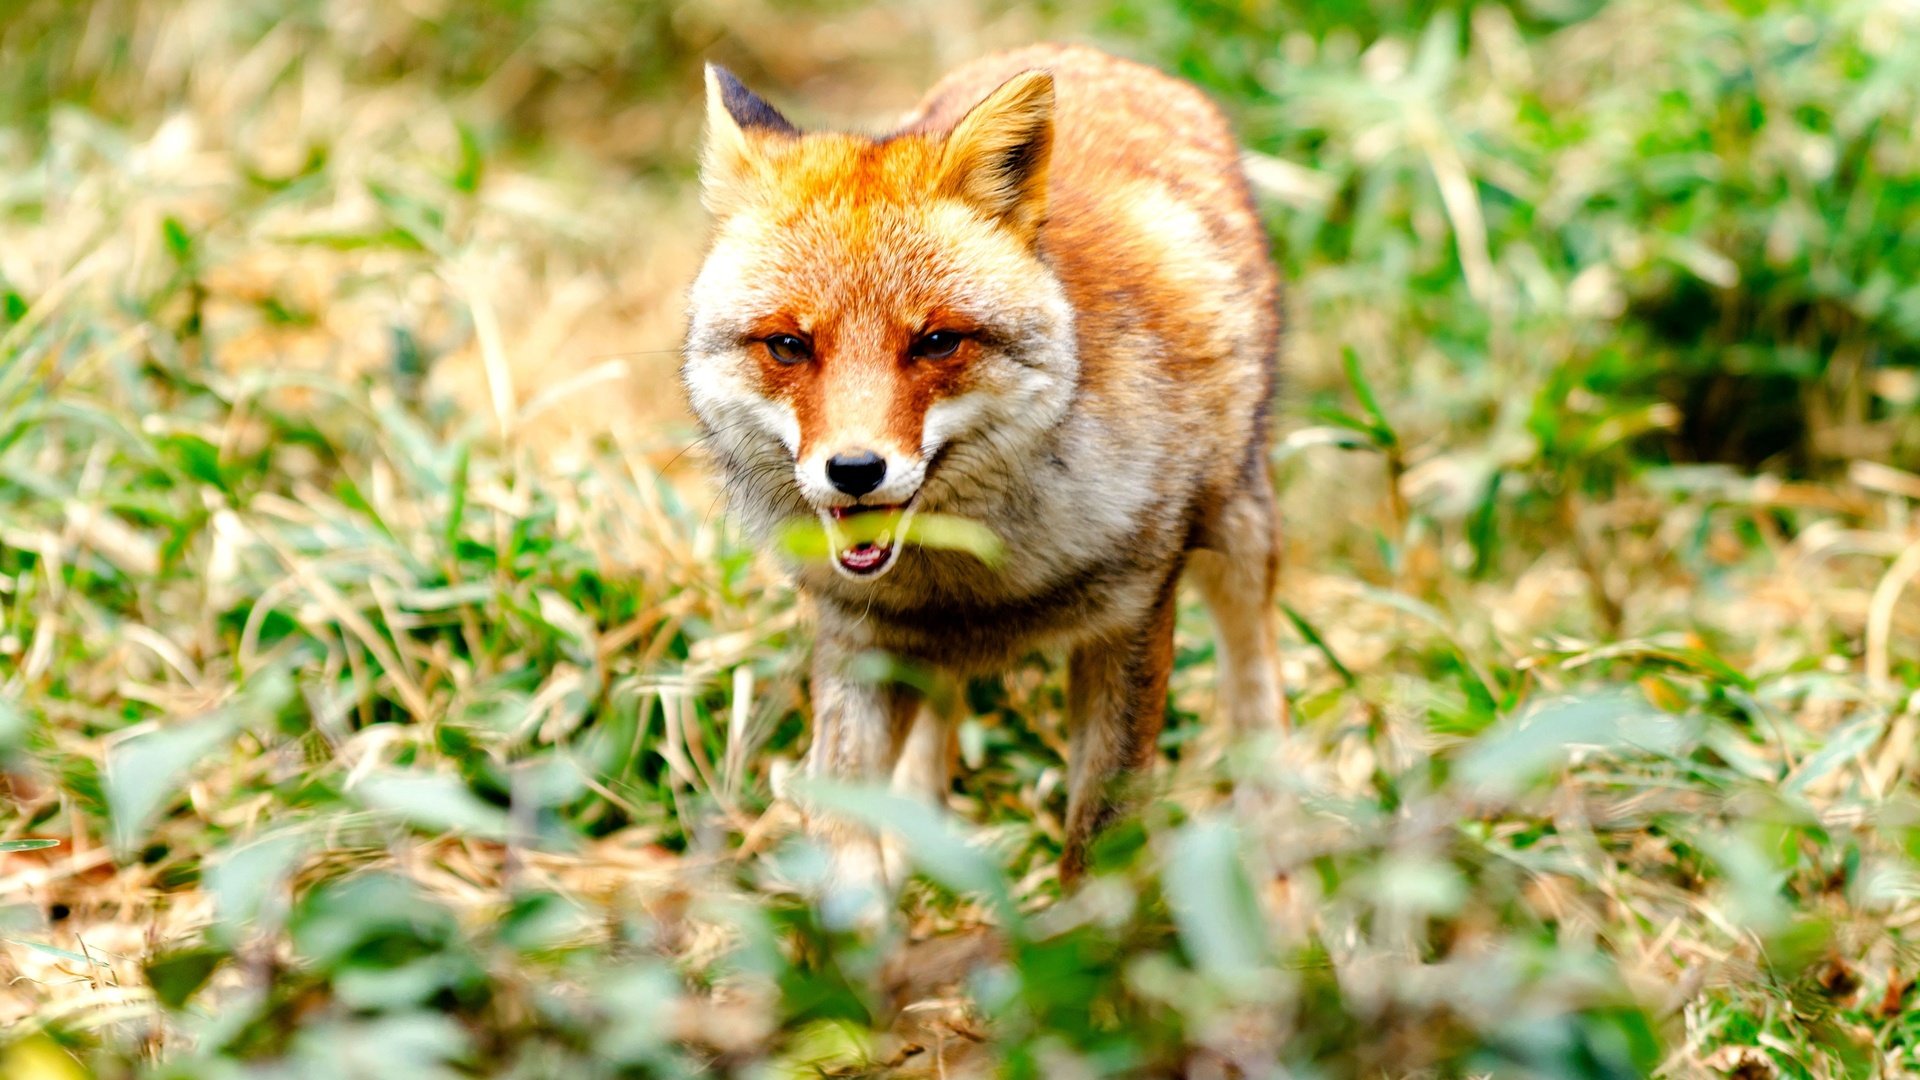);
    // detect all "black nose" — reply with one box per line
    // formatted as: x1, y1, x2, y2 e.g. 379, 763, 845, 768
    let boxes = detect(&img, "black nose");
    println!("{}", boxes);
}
826, 449, 886, 497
